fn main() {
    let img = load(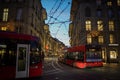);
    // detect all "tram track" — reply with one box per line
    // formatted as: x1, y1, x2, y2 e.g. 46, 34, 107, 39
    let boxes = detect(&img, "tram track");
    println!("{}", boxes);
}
43, 57, 83, 75
43, 57, 64, 75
